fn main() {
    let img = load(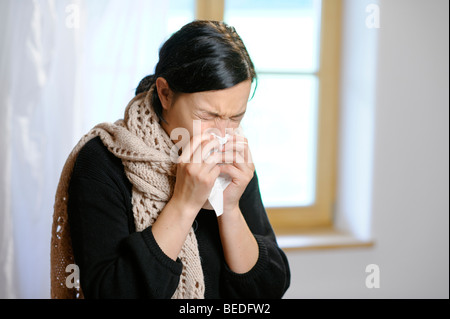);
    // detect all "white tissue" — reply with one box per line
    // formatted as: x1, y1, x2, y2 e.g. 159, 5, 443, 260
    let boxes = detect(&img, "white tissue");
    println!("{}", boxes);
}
208, 173, 232, 217
207, 133, 232, 216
